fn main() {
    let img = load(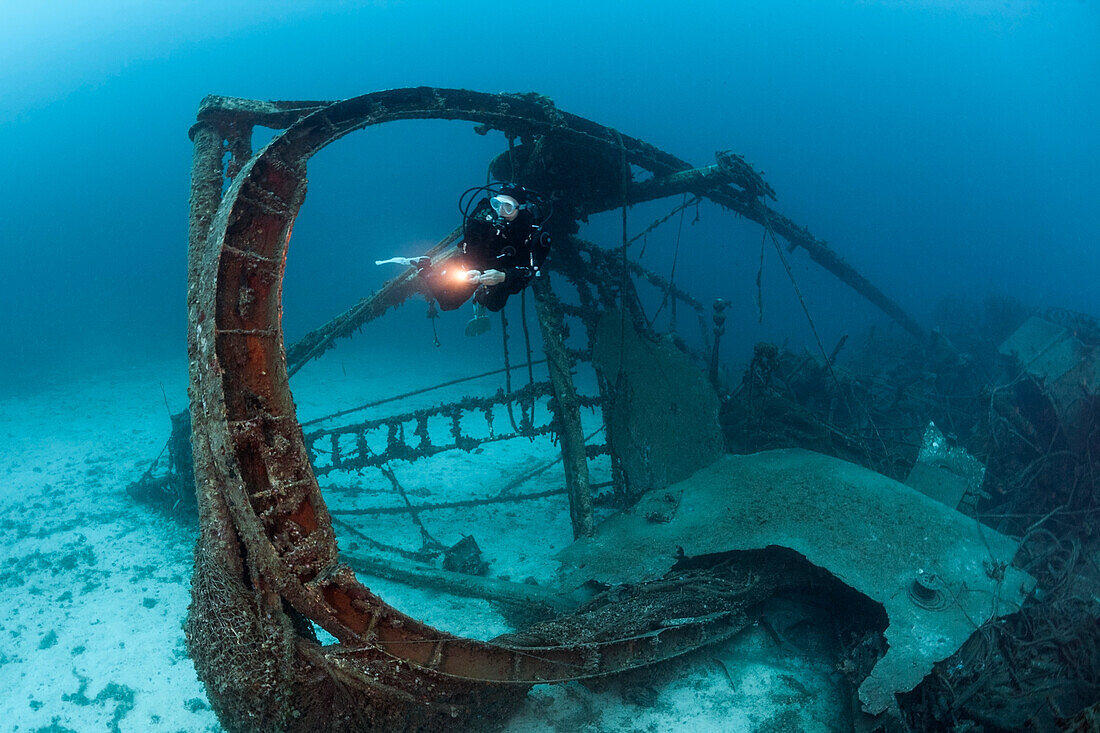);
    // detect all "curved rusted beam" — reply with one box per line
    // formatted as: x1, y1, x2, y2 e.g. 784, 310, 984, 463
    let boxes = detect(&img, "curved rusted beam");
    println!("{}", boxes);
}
187, 88, 756, 731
